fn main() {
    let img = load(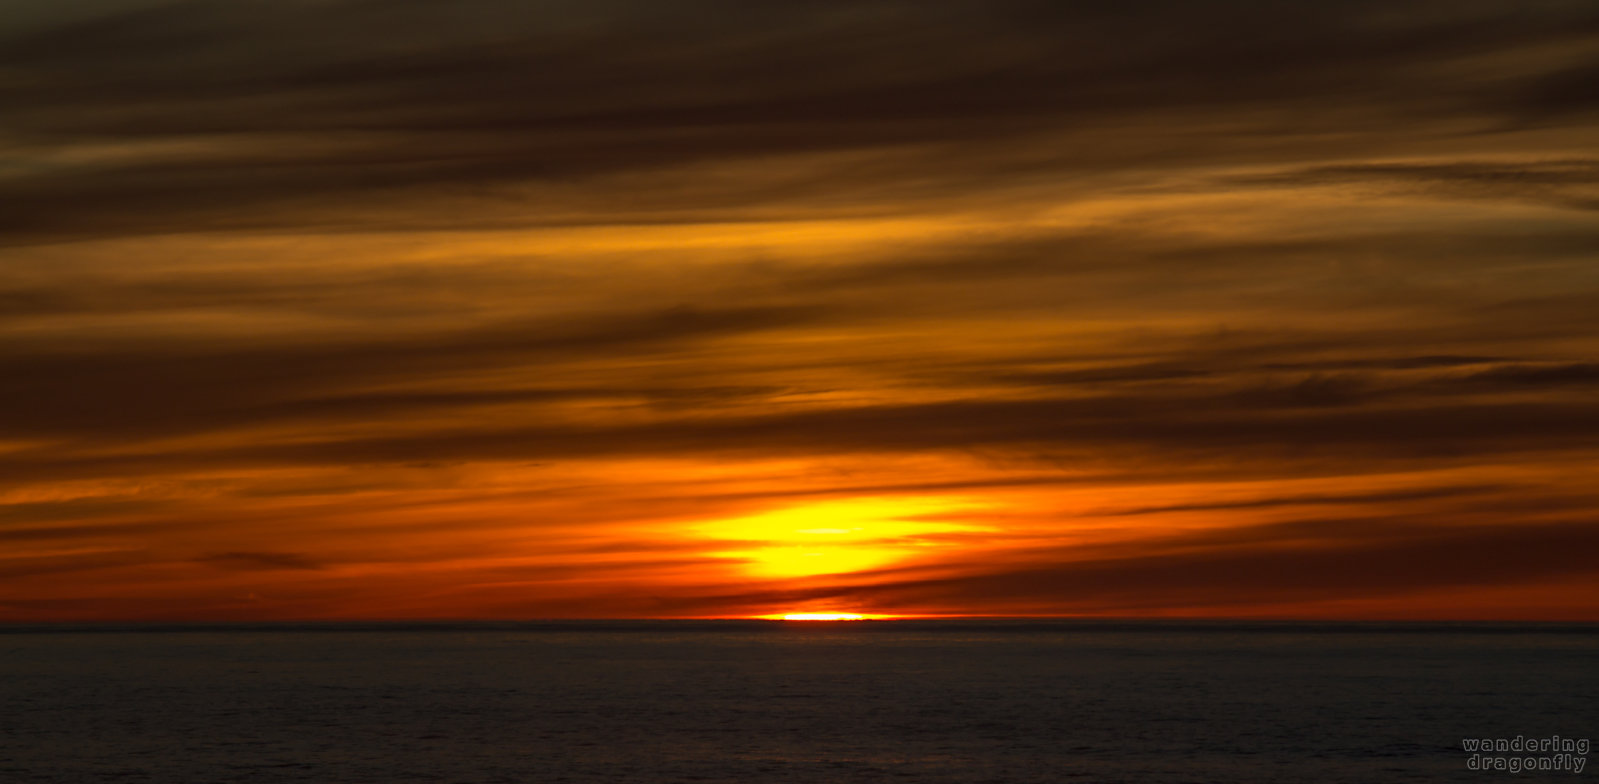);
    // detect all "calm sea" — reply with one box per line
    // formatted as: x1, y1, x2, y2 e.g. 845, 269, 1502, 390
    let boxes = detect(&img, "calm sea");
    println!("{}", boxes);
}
2, 621, 1594, 783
